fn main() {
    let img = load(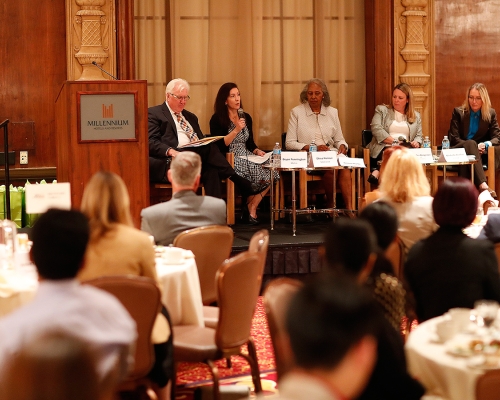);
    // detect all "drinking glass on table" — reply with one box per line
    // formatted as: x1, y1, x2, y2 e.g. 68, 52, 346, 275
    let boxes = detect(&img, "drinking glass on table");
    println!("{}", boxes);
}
474, 300, 499, 333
